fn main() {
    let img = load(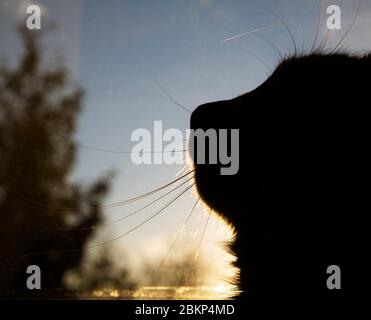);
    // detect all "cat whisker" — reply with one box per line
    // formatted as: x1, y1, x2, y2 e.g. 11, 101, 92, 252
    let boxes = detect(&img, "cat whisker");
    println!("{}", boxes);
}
0, 169, 194, 213
330, 0, 362, 54
298, 14, 305, 55
220, 24, 284, 44
238, 46, 274, 74
87, 183, 195, 248
192, 209, 211, 264
253, 33, 284, 61
77, 142, 187, 154
310, 0, 321, 52
156, 80, 191, 113
176, 163, 191, 178
266, 9, 298, 56
316, 0, 346, 52
157, 197, 200, 270
48, 176, 194, 230
19, 183, 195, 261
